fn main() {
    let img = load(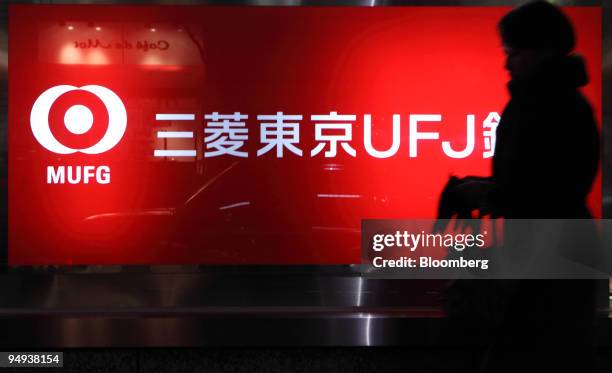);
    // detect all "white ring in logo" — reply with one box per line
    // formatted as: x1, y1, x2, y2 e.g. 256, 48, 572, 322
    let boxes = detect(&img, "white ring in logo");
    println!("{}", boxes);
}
30, 85, 127, 154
